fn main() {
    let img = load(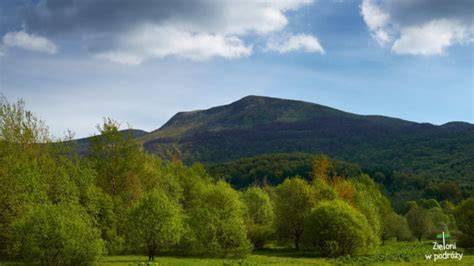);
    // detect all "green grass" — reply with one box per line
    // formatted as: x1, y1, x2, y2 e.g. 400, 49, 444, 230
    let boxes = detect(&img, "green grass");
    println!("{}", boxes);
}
97, 241, 474, 266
